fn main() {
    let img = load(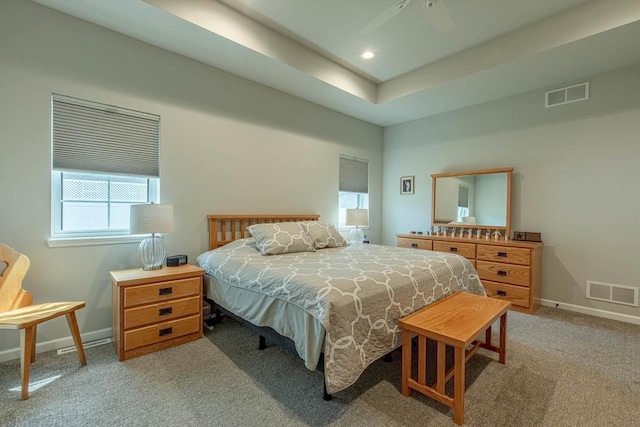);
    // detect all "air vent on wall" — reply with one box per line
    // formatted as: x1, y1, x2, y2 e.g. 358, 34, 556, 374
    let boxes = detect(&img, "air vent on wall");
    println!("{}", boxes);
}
545, 82, 589, 108
586, 280, 638, 307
